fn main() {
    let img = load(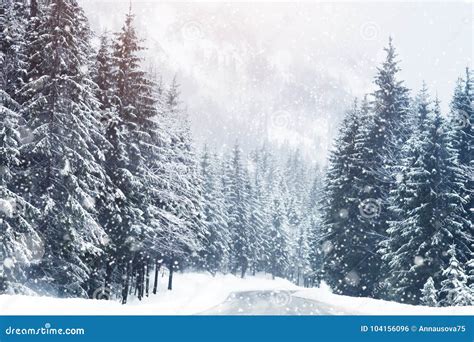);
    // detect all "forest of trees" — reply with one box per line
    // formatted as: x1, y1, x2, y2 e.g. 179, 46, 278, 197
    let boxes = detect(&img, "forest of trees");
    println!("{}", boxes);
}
0, 0, 472, 308
321, 40, 473, 307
